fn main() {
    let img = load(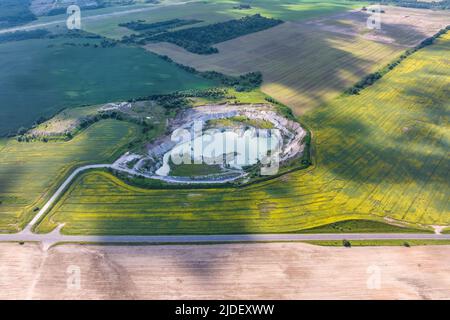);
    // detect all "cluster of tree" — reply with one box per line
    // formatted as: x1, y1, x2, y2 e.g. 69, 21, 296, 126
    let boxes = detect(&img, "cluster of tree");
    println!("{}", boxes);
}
120, 18, 201, 32
0, 0, 37, 29
100, 39, 118, 48
233, 4, 252, 10
158, 53, 263, 91
120, 19, 203, 46
178, 88, 231, 99
16, 135, 40, 143
60, 41, 117, 48
16, 126, 55, 142
79, 110, 154, 130
129, 88, 234, 112
121, 33, 148, 45
345, 26, 449, 95
150, 95, 191, 110
264, 97, 295, 121
359, 0, 450, 10
203, 71, 263, 91
301, 134, 312, 166
48, 30, 117, 48
345, 72, 382, 95
146, 14, 283, 54
16, 109, 155, 142
55, 29, 102, 39
0, 29, 49, 44
362, 6, 385, 13
14, 113, 55, 140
